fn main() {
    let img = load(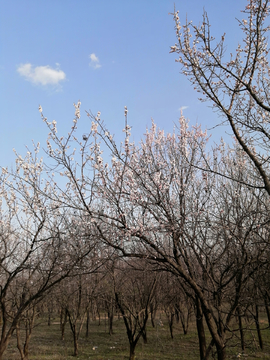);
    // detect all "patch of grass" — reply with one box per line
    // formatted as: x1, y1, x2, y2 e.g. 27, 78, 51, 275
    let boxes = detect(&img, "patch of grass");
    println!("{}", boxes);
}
3, 313, 270, 360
